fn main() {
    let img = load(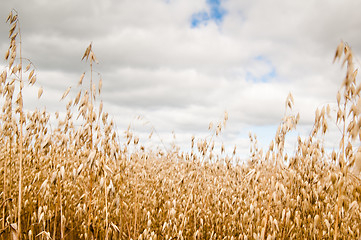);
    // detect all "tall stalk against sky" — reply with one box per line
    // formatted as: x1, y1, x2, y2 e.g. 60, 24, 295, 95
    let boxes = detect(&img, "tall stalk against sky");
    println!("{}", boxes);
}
5, 10, 25, 240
